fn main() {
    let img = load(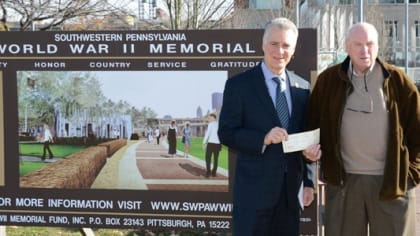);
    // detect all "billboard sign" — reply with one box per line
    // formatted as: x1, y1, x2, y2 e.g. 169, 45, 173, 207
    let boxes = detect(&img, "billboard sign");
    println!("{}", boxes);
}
0, 29, 317, 234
